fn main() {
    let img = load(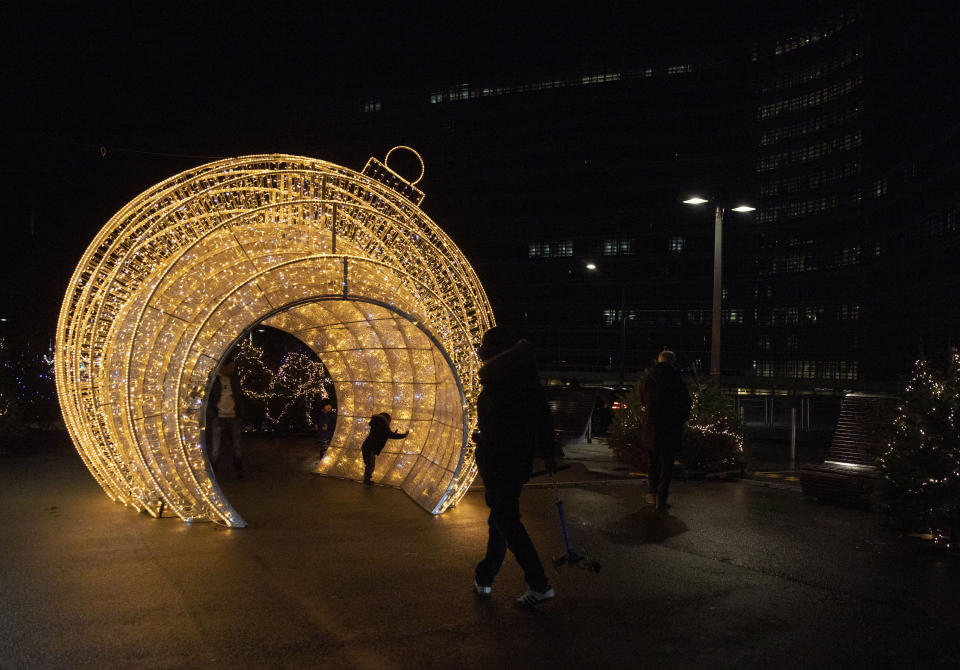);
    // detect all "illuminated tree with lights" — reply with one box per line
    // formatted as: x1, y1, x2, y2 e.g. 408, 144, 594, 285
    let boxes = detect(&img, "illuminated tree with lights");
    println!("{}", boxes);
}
878, 351, 960, 548
233, 338, 333, 428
